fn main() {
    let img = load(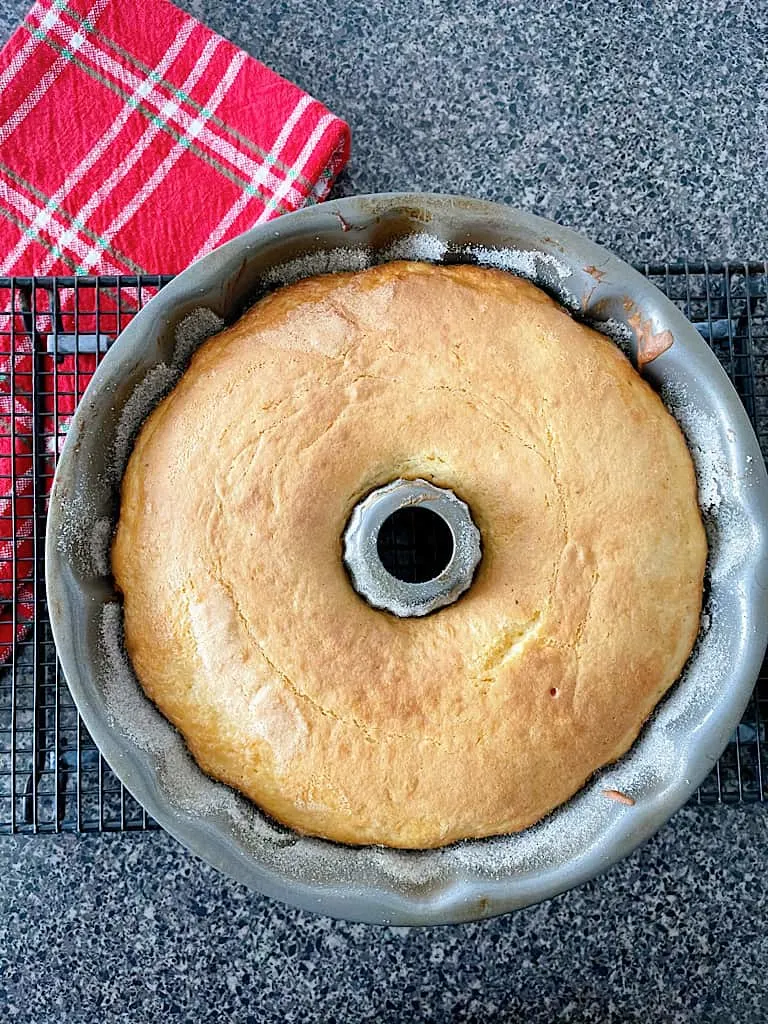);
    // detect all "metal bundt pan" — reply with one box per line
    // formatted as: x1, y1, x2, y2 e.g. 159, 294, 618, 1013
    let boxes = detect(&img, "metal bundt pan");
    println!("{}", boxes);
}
46, 194, 768, 925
